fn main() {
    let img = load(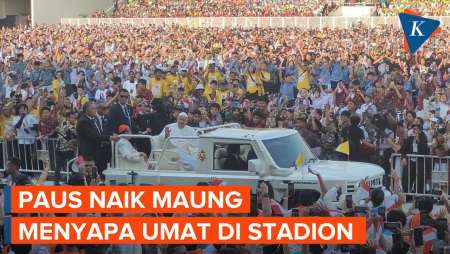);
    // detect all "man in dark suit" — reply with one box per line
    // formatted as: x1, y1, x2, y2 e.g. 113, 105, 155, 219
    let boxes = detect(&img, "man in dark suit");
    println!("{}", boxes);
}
400, 124, 429, 194
76, 102, 118, 170
108, 89, 134, 133
96, 102, 114, 177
